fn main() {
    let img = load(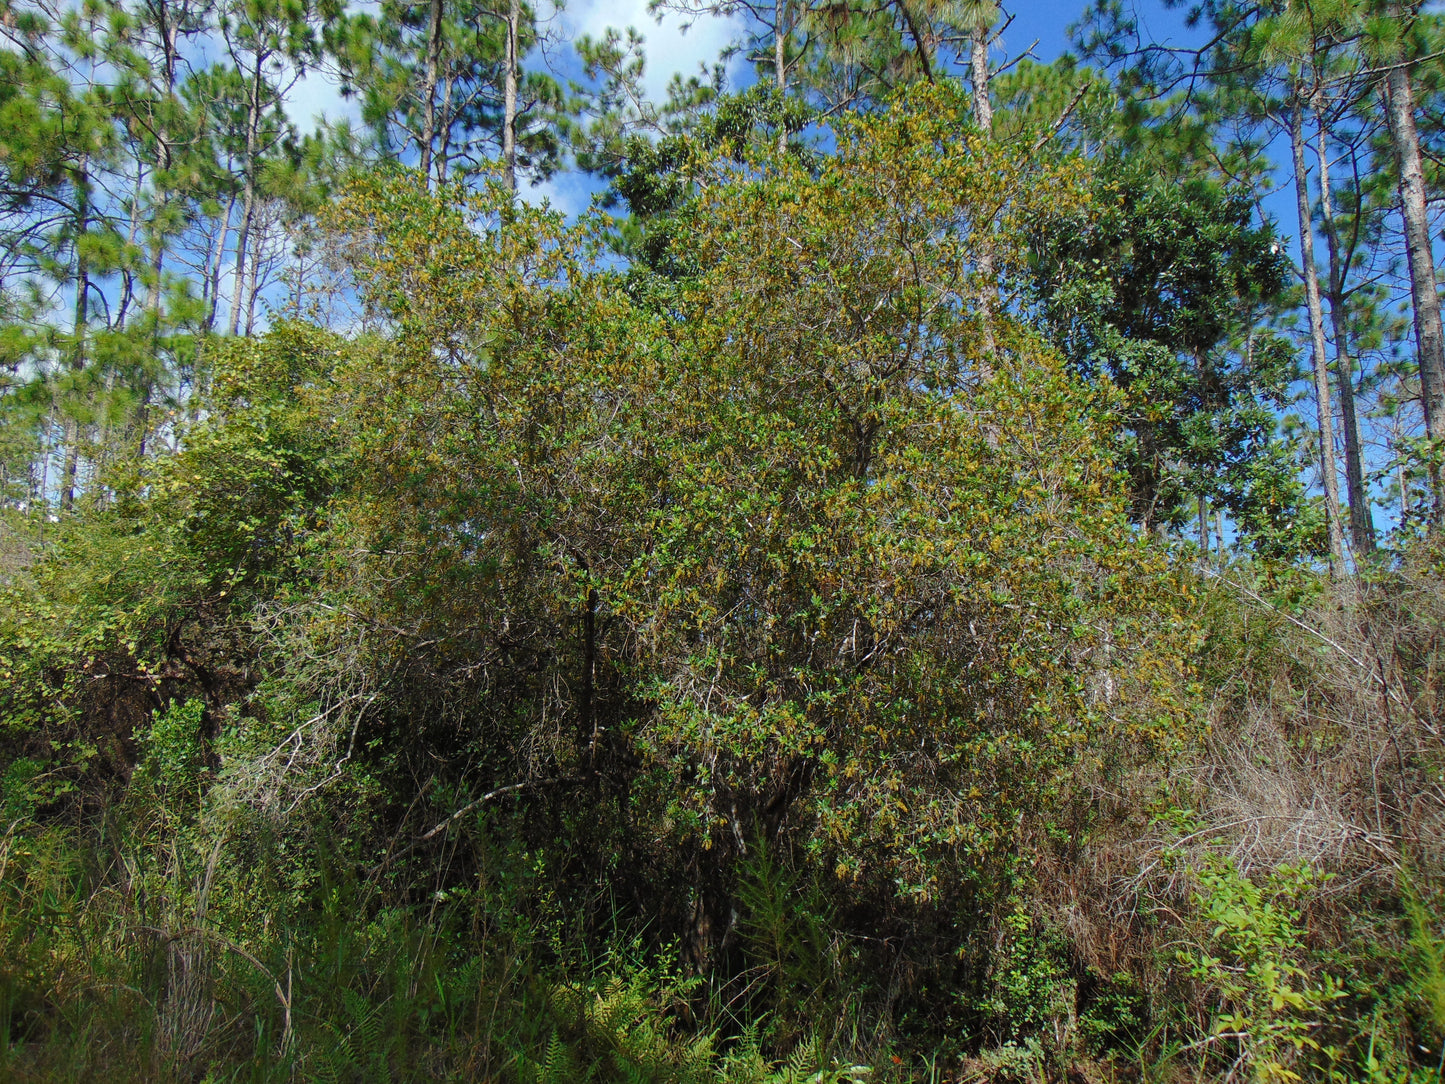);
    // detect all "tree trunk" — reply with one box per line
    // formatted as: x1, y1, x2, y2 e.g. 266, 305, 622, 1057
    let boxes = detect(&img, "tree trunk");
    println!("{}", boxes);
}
149, 26, 176, 332
136, 0, 185, 458
1397, 411, 1412, 523
420, 0, 443, 184
502, 0, 519, 193
1384, 6, 1445, 523
969, 24, 991, 134
228, 176, 256, 336
62, 155, 91, 511
147, 129, 169, 331
134, 225, 162, 456
969, 20, 996, 368
243, 214, 264, 335
1317, 118, 1375, 554
95, 367, 116, 492
1290, 100, 1345, 573
148, 222, 165, 325
228, 57, 262, 337
206, 192, 236, 334
35, 402, 56, 510
114, 161, 146, 328
437, 71, 454, 178
775, 0, 787, 153
61, 416, 80, 511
